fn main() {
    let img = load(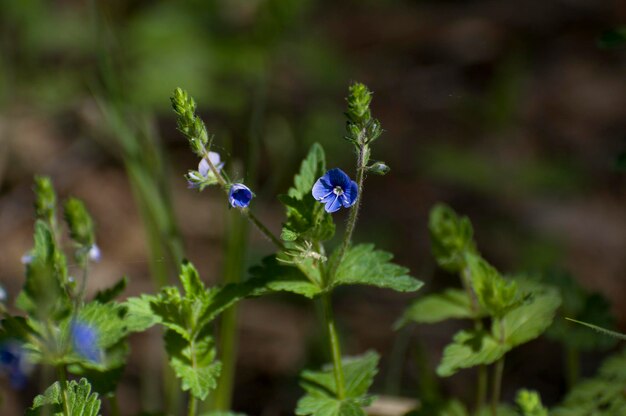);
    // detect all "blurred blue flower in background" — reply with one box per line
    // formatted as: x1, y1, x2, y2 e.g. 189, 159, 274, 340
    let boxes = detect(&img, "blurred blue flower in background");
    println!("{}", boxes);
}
88, 244, 101, 262
312, 168, 358, 213
229, 184, 253, 208
70, 321, 101, 363
0, 341, 32, 388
